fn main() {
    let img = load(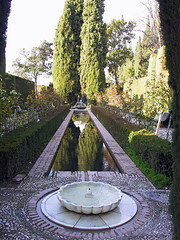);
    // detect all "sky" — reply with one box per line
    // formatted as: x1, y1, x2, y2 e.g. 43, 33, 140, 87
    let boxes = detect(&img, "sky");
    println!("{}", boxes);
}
6, 0, 155, 85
